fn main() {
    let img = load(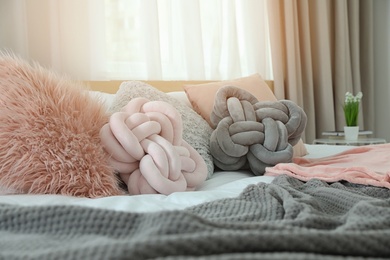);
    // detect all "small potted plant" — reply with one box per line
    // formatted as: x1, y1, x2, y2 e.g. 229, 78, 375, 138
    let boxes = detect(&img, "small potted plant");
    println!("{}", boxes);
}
343, 91, 363, 140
